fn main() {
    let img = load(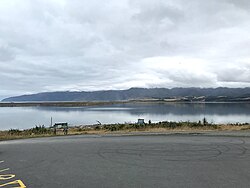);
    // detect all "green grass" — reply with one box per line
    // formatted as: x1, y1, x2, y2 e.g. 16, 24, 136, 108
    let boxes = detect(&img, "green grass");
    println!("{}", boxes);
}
1, 120, 250, 141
